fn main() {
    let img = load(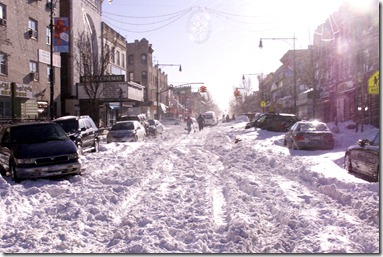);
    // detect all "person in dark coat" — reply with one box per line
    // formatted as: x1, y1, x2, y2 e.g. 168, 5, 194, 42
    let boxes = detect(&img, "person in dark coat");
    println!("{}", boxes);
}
226, 114, 230, 123
197, 114, 205, 131
186, 116, 193, 134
